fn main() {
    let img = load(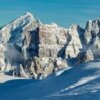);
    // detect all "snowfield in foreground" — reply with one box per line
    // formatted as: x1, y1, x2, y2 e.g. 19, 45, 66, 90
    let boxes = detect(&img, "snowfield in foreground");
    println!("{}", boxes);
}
0, 60, 100, 100
0, 74, 25, 83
